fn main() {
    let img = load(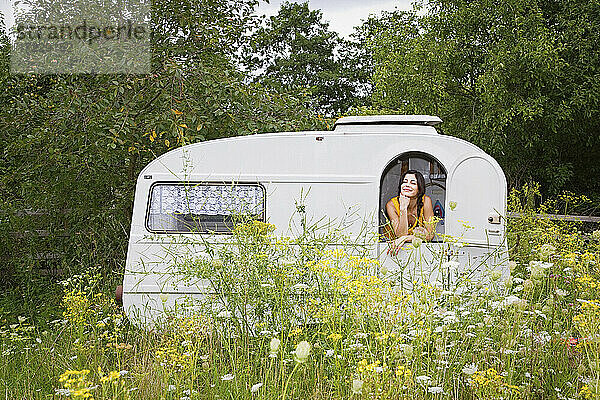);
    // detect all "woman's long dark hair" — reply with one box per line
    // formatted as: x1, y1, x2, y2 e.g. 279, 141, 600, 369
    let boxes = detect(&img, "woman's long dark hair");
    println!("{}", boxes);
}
398, 169, 426, 219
